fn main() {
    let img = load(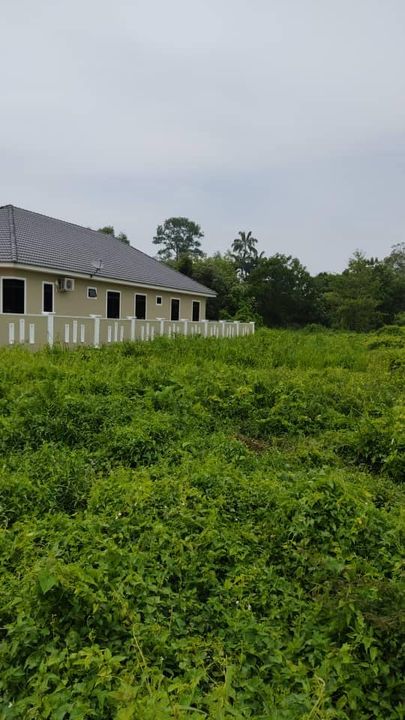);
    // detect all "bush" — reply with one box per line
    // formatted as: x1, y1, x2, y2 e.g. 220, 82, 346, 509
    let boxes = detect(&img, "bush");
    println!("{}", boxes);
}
0, 331, 403, 718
